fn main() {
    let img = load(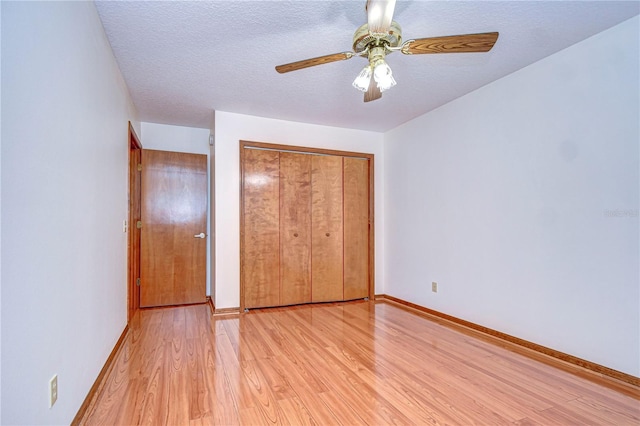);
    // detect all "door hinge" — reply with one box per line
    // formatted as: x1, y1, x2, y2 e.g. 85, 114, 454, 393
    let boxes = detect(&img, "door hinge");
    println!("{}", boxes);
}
136, 220, 142, 229
136, 278, 141, 287
137, 163, 142, 171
